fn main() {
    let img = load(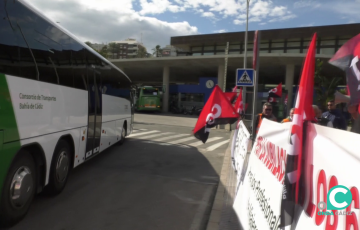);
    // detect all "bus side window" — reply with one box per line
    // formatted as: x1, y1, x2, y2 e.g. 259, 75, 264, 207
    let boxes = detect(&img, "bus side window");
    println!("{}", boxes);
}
72, 46, 87, 90
9, 2, 60, 84
1, 1, 37, 80
34, 14, 73, 87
